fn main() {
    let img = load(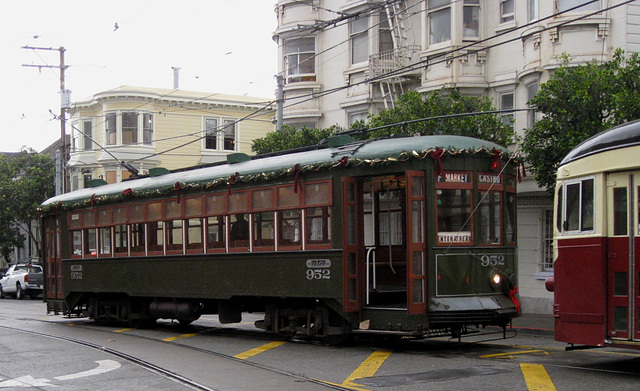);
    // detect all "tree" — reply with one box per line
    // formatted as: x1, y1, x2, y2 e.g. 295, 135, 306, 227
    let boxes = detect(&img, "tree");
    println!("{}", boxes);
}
251, 124, 341, 155
252, 89, 515, 154
0, 149, 55, 261
522, 50, 640, 191
365, 89, 516, 147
